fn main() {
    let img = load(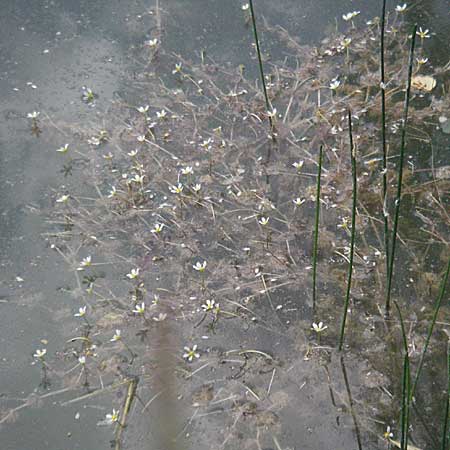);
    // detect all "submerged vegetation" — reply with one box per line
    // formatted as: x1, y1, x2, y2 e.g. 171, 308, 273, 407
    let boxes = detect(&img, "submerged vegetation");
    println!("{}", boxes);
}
5, 2, 450, 449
